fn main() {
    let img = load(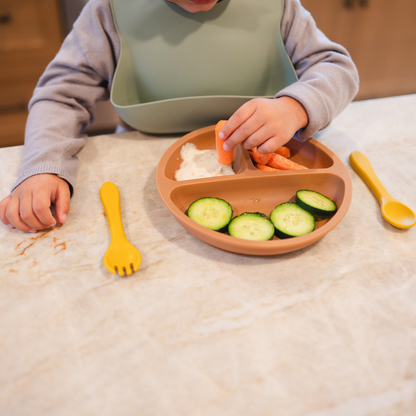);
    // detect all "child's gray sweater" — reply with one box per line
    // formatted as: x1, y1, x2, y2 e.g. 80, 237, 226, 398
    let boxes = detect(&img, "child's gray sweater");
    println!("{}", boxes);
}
15, 0, 359, 193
